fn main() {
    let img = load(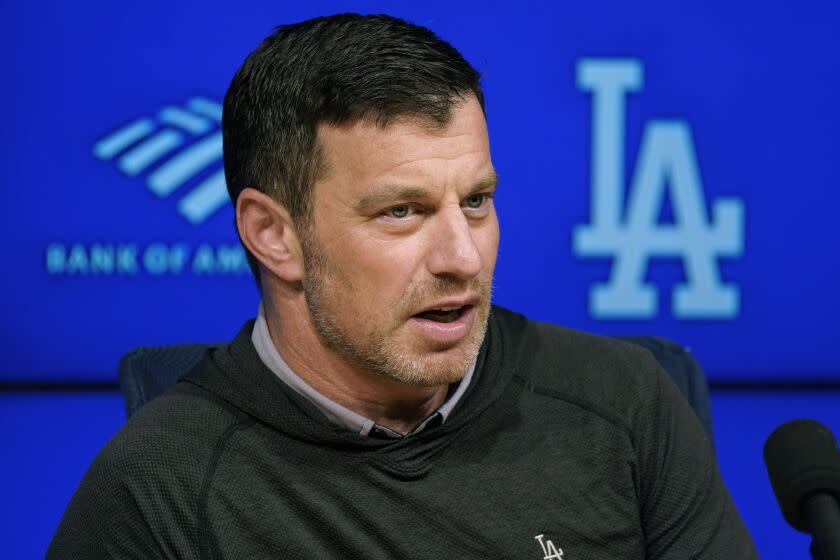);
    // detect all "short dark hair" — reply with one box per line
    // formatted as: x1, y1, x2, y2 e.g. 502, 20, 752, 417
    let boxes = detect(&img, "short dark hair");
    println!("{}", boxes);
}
222, 13, 485, 281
